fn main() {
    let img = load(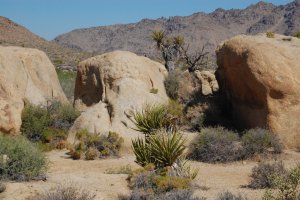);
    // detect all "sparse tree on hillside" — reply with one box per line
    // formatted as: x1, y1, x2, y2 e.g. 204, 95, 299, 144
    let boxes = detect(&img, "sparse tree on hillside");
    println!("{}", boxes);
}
152, 30, 183, 71
180, 45, 209, 72
151, 30, 209, 72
